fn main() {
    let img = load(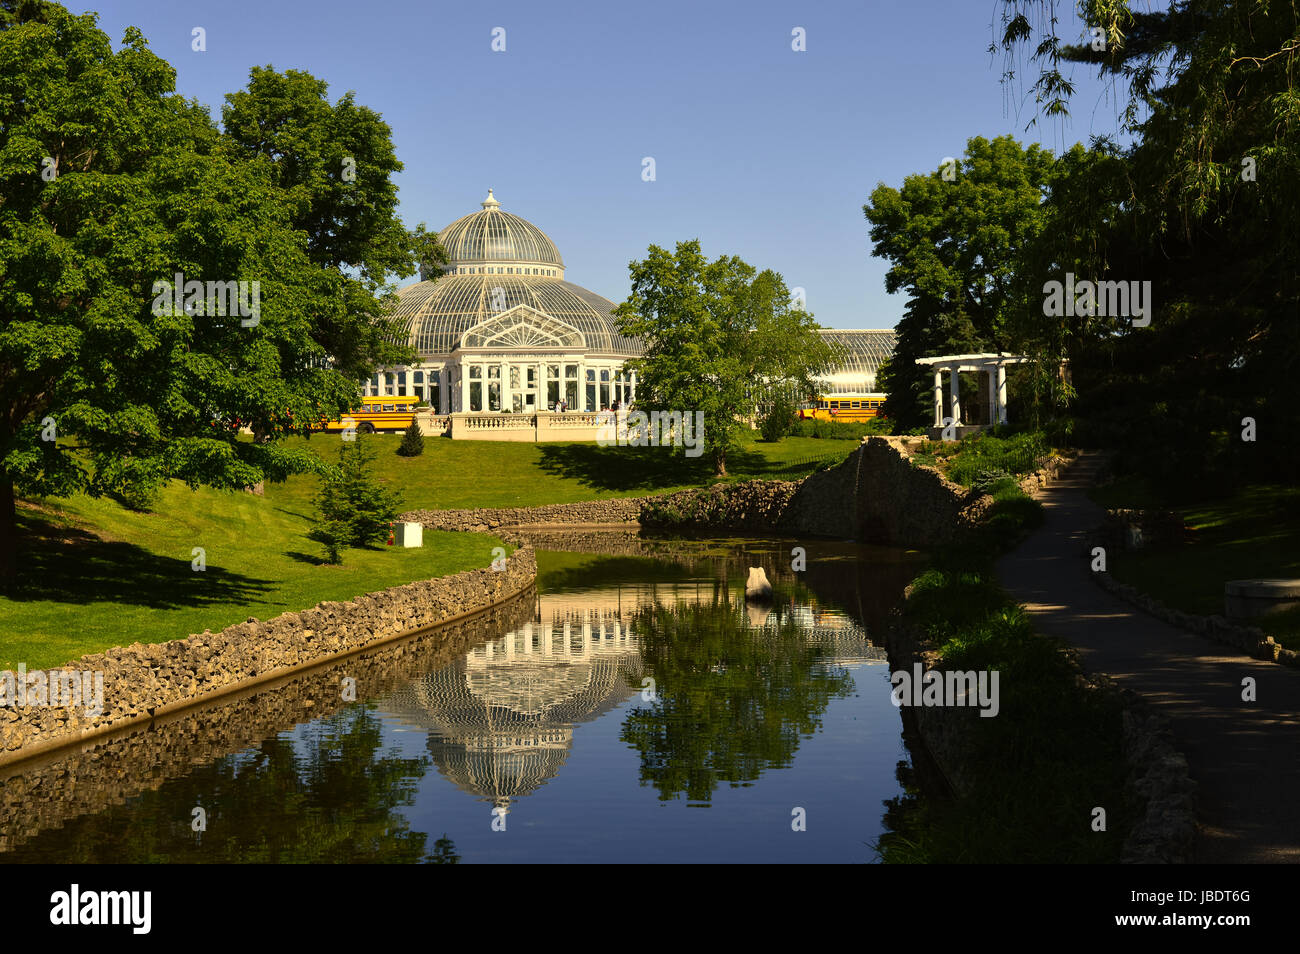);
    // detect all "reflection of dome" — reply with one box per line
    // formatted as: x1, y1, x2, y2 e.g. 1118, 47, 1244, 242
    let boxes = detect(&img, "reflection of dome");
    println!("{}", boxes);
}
377, 618, 644, 805
392, 191, 643, 359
